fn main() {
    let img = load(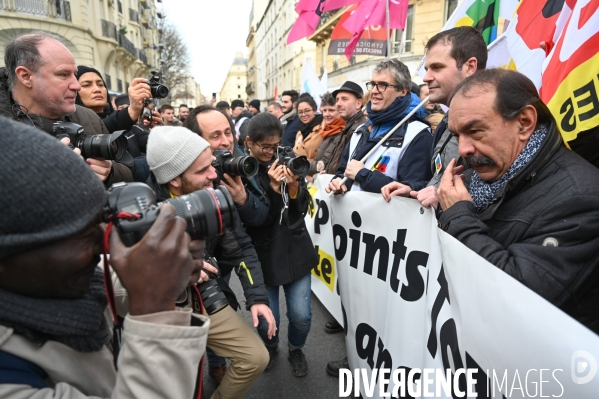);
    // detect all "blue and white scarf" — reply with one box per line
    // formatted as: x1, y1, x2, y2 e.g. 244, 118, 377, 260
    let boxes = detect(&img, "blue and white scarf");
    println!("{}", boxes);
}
469, 124, 548, 213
